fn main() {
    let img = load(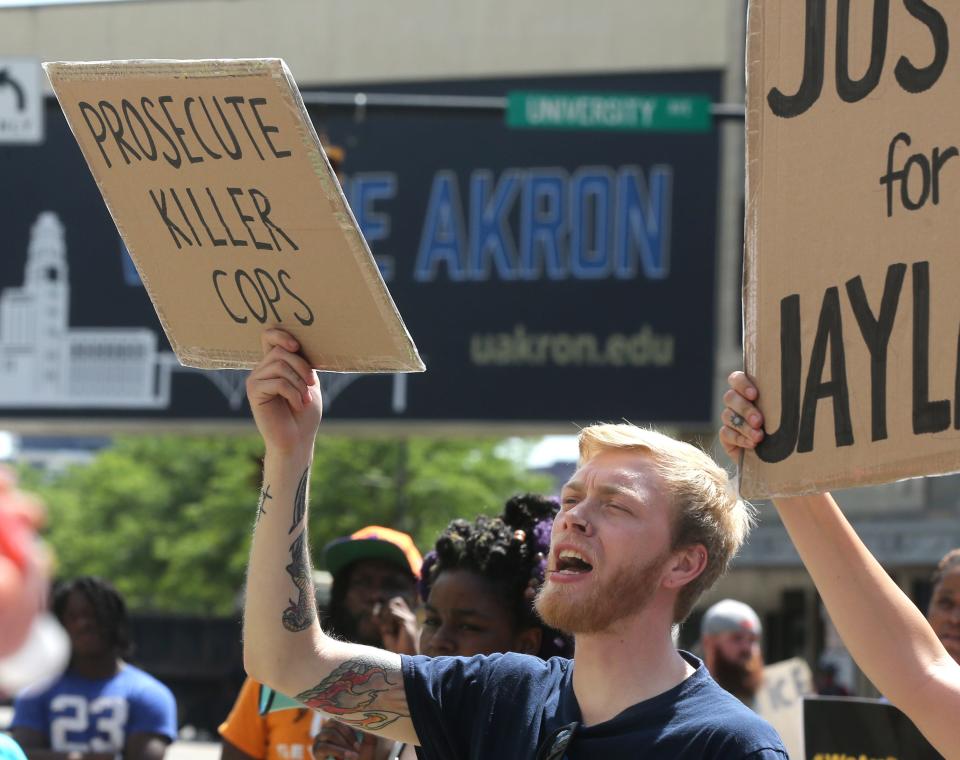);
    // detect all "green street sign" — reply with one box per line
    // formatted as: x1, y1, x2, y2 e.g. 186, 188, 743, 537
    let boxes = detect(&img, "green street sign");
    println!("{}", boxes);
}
506, 91, 713, 133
